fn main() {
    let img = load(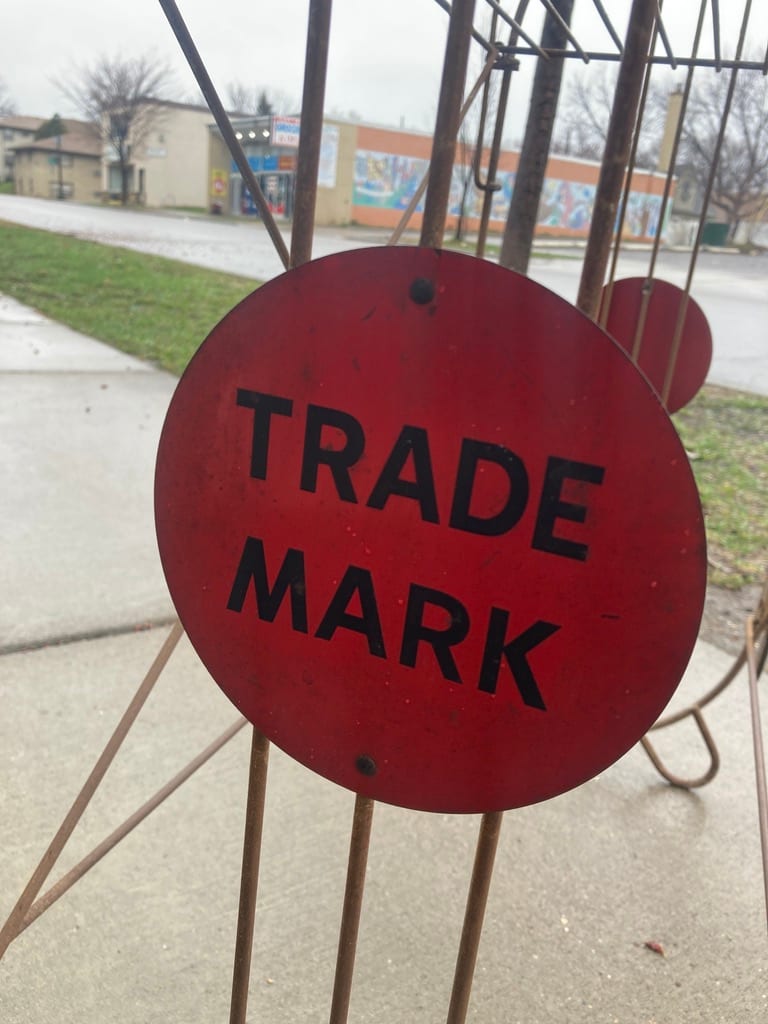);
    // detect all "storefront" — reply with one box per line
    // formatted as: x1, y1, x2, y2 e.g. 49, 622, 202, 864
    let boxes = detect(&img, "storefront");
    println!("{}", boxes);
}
220, 115, 300, 219
209, 115, 669, 243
